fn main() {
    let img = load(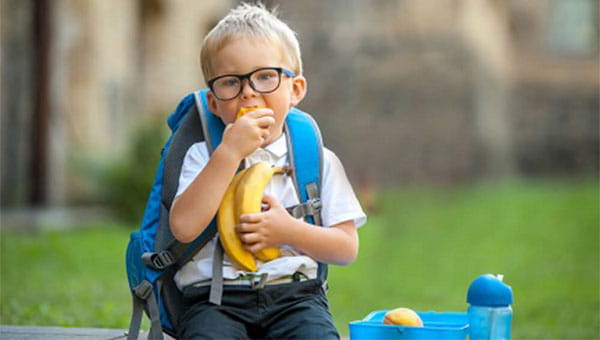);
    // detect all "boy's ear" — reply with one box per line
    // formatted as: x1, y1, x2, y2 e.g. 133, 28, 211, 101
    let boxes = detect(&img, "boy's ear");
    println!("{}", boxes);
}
290, 75, 307, 107
206, 91, 218, 113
